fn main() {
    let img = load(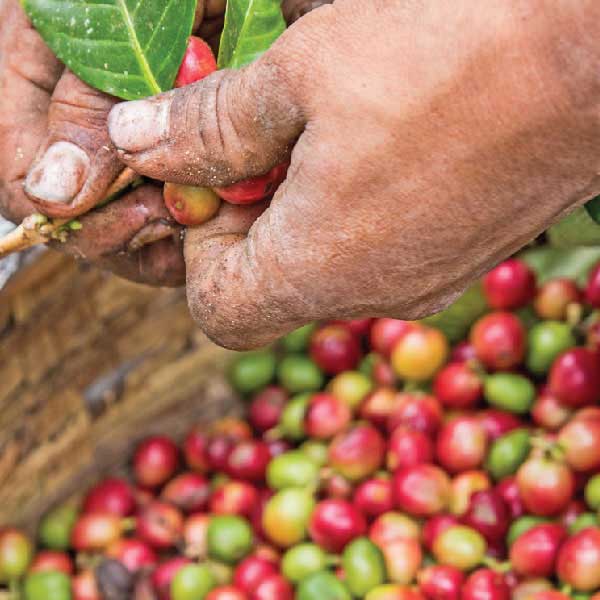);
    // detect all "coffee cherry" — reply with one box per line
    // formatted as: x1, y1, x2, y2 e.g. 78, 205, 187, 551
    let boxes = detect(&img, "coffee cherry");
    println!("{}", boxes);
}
171, 564, 216, 600
556, 527, 600, 592
461, 568, 511, 600
387, 427, 434, 471
417, 564, 464, 600
0, 528, 33, 582
534, 278, 581, 320
509, 523, 566, 578
585, 263, 600, 308
354, 477, 394, 518
106, 538, 157, 573
309, 499, 367, 553
435, 416, 487, 474
393, 464, 451, 517
432, 525, 487, 571
161, 472, 210, 513
137, 501, 184, 549
516, 456, 575, 516
329, 423, 386, 481
549, 348, 600, 408
175, 36, 217, 87
471, 312, 525, 371
207, 516, 254, 564
134, 436, 179, 488
483, 259, 536, 310
370, 319, 415, 358
305, 393, 352, 439
83, 477, 136, 517
433, 362, 482, 409
215, 163, 289, 205
29, 550, 74, 575
390, 326, 449, 381
309, 324, 362, 375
